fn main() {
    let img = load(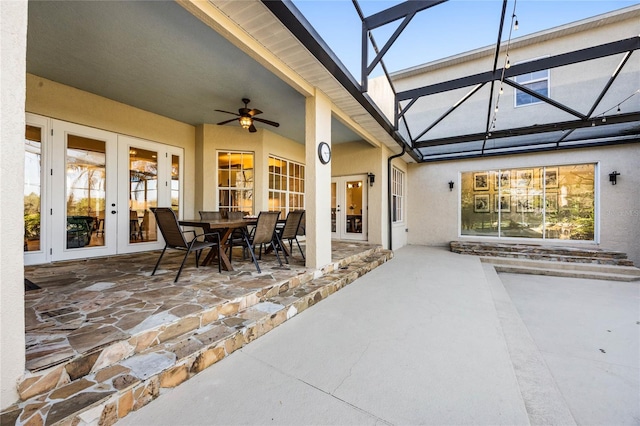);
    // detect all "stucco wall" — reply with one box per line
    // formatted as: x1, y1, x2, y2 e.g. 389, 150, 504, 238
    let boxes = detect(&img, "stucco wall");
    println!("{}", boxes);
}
25, 74, 198, 218
331, 141, 400, 248
1, 0, 27, 410
196, 124, 306, 214
407, 145, 640, 266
